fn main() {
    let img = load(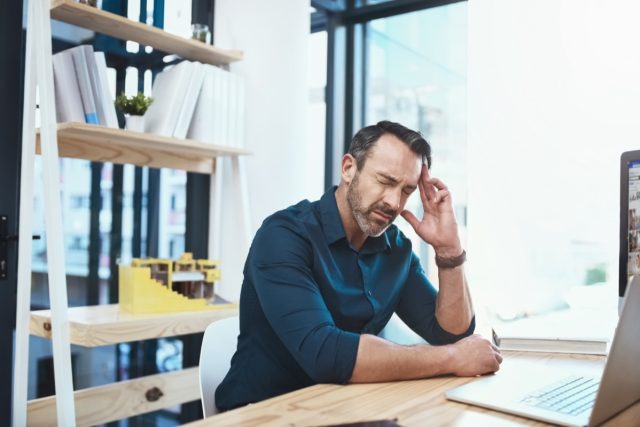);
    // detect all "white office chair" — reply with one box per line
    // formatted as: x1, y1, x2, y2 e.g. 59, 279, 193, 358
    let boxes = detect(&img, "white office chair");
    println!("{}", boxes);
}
198, 316, 239, 417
